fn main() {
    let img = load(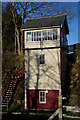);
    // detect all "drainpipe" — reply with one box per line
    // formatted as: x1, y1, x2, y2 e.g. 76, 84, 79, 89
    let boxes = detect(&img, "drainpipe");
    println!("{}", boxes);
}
58, 25, 62, 120
24, 30, 27, 109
